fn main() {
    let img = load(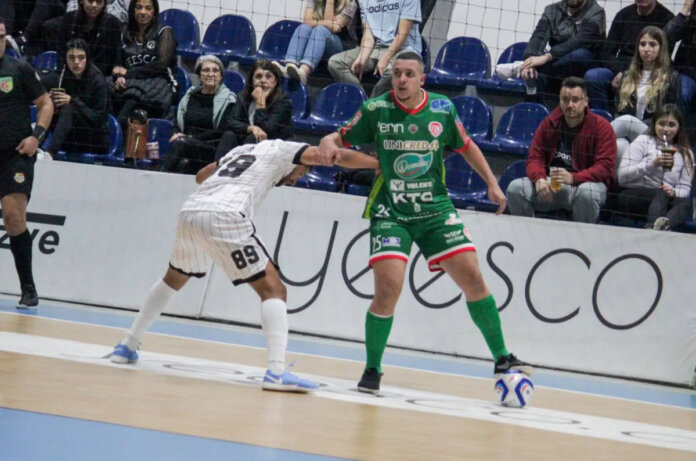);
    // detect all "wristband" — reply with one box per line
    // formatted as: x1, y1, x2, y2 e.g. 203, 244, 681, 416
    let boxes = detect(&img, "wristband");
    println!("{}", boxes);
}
32, 125, 47, 142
